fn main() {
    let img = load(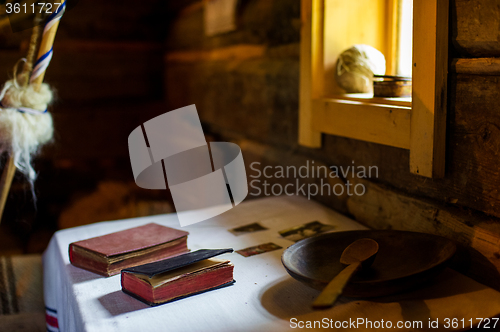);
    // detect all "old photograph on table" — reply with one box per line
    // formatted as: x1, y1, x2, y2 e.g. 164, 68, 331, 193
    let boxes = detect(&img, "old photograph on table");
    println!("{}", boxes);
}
279, 221, 335, 242
228, 222, 268, 236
